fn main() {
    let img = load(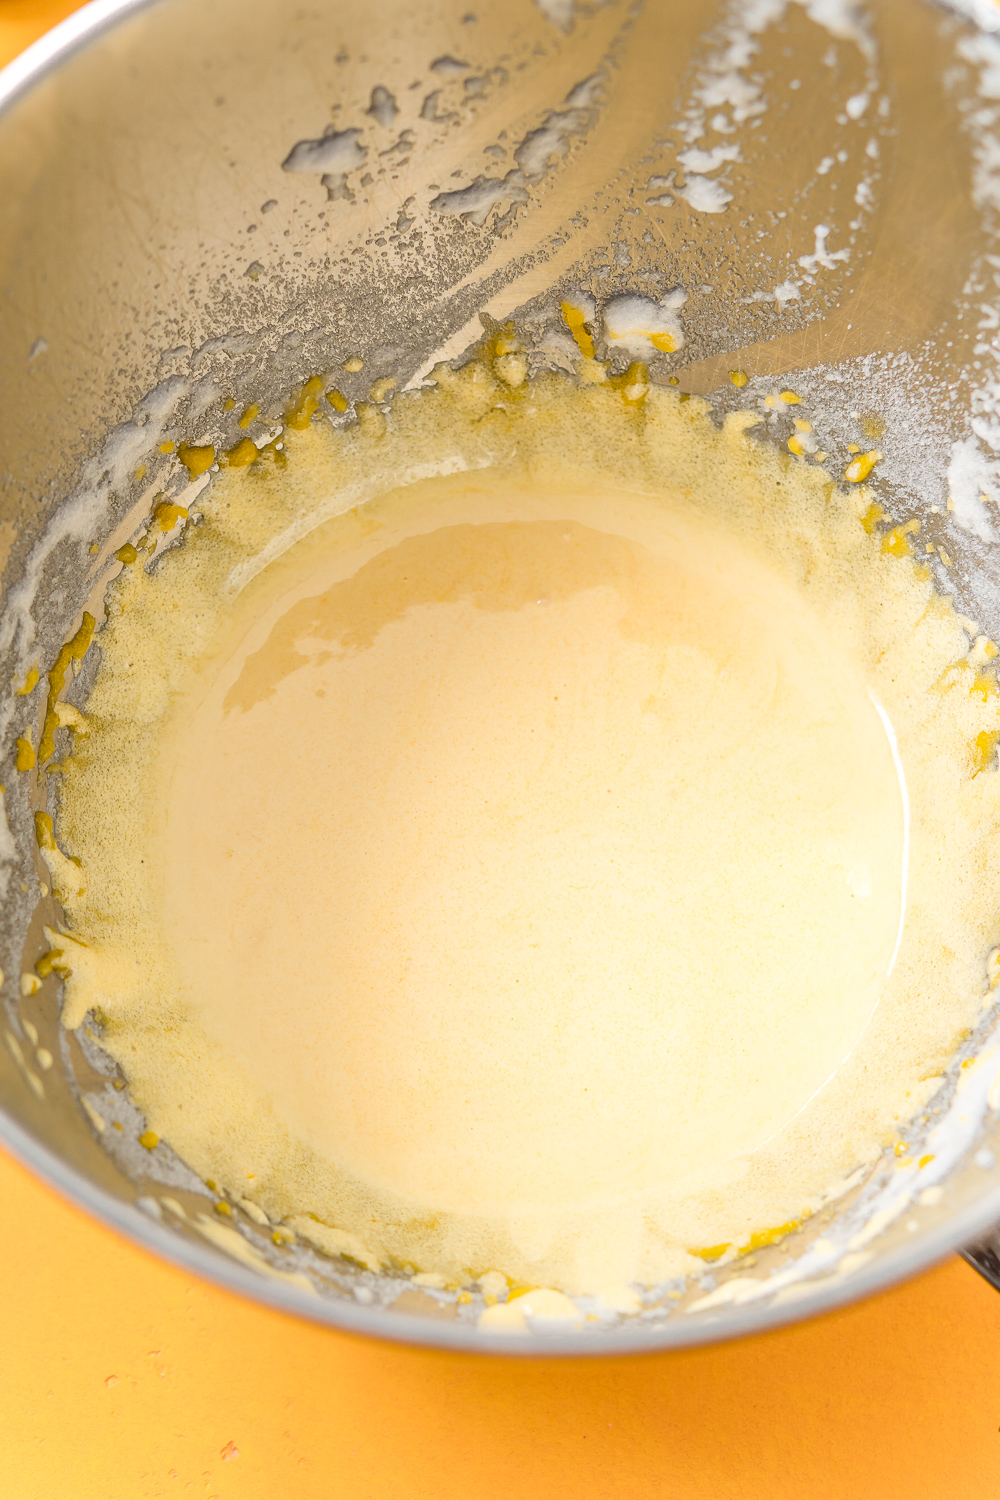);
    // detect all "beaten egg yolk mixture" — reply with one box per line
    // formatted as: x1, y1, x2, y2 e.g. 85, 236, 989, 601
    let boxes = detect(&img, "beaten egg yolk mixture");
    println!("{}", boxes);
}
47, 363, 1000, 1296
